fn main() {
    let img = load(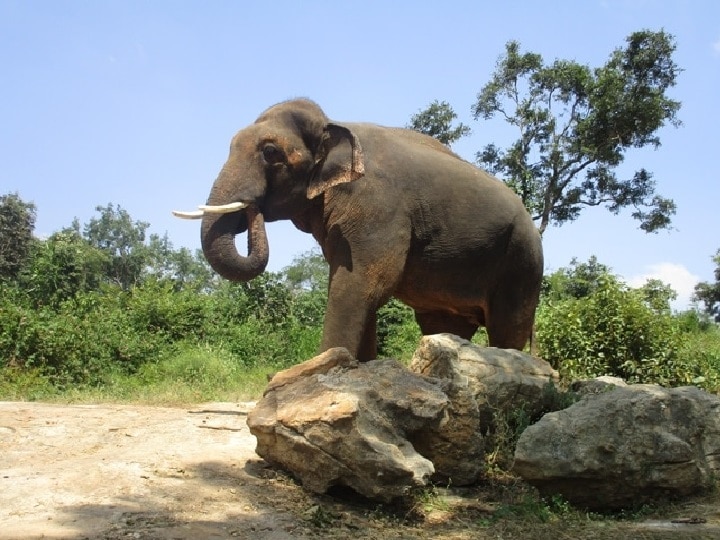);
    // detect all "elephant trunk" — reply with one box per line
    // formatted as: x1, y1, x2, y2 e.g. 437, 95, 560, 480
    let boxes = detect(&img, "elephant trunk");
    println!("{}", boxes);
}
200, 204, 269, 282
